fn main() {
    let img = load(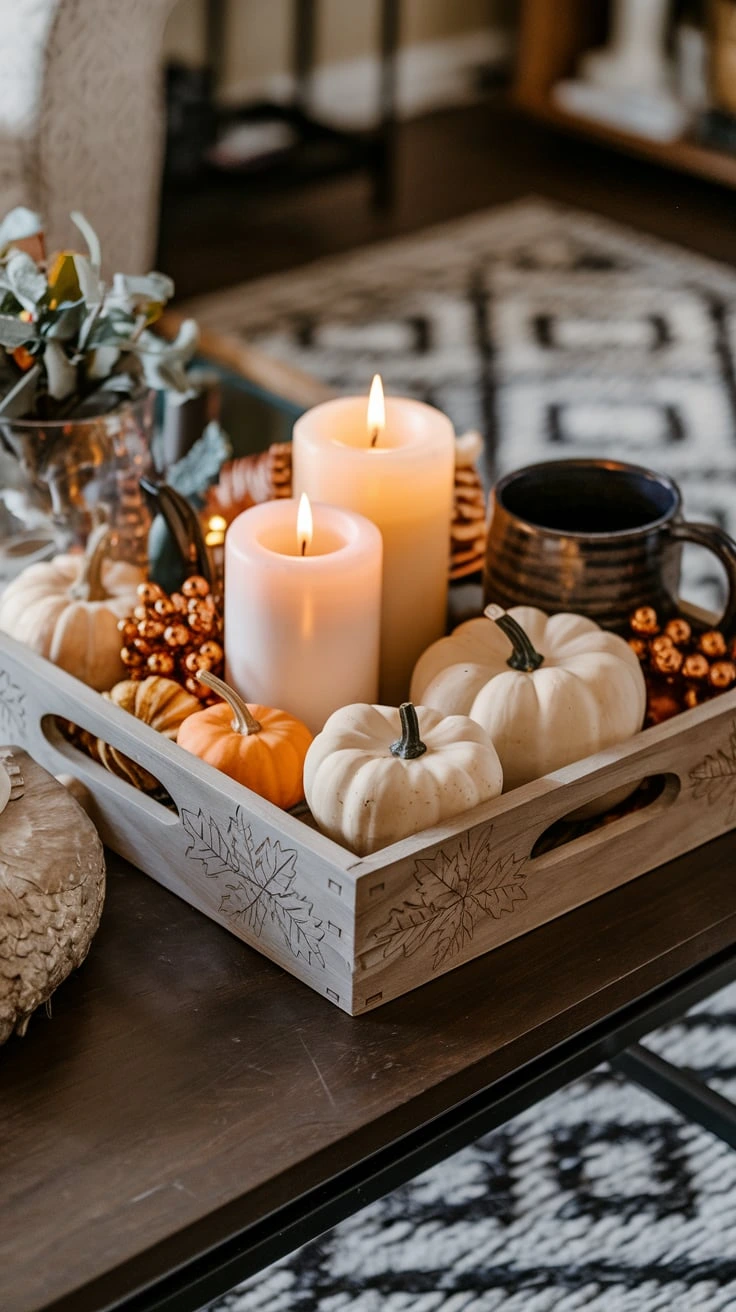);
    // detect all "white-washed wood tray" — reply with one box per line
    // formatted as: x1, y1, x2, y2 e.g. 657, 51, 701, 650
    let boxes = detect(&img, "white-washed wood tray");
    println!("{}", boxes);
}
0, 628, 734, 1014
